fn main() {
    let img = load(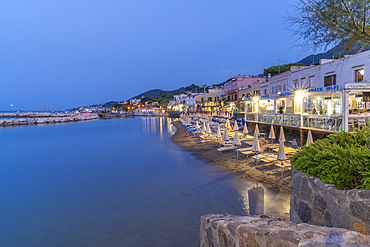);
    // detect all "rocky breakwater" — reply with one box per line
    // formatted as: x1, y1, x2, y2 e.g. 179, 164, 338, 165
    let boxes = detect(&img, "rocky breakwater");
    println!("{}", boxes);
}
200, 214, 370, 247
0, 113, 99, 127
